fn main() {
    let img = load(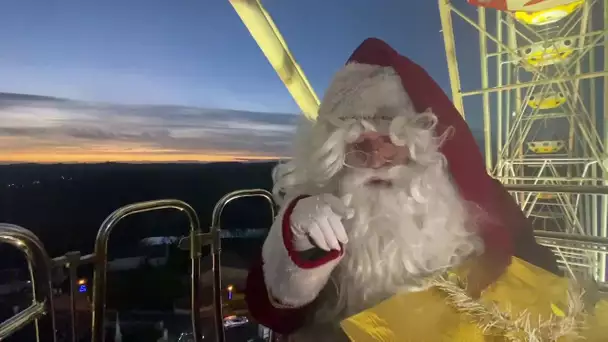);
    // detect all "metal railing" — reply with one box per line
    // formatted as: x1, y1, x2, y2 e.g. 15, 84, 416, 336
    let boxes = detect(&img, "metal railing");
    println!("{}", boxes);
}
0, 224, 56, 342
178, 189, 276, 342
504, 184, 608, 195
0, 189, 276, 342
505, 183, 608, 284
2, 185, 608, 340
91, 199, 202, 342
533, 230, 608, 253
